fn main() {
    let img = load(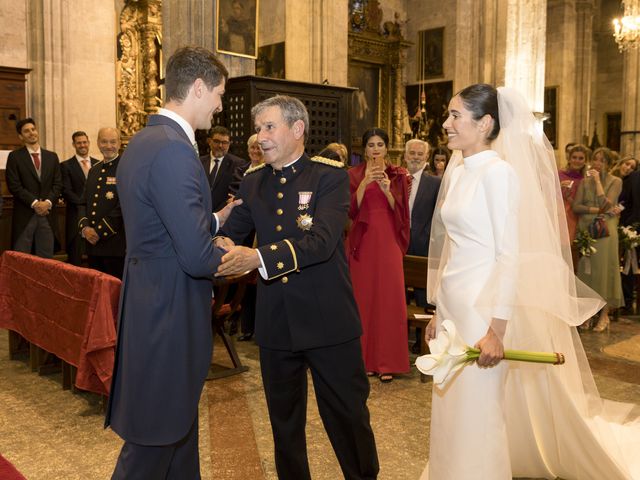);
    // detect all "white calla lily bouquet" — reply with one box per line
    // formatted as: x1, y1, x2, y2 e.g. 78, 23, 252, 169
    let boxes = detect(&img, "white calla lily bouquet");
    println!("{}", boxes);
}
415, 319, 565, 386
